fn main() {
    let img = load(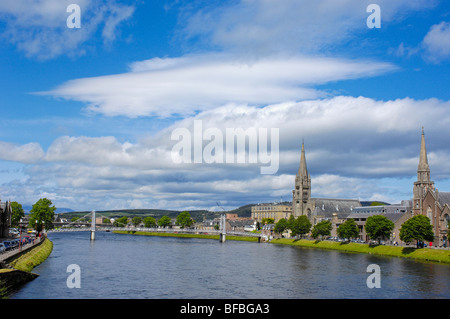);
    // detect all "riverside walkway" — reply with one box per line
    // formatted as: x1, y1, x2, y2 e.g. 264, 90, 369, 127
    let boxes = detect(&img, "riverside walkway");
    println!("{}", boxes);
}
0, 236, 45, 263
